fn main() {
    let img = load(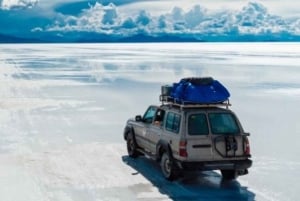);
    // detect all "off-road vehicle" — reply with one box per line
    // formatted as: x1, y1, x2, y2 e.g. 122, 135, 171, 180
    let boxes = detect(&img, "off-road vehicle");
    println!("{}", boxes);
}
123, 77, 252, 180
